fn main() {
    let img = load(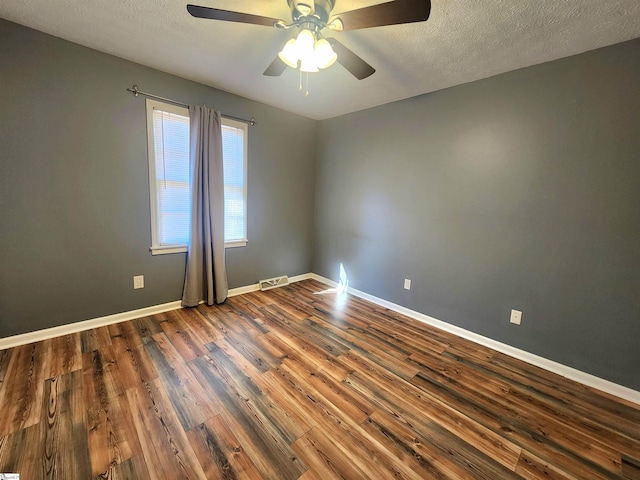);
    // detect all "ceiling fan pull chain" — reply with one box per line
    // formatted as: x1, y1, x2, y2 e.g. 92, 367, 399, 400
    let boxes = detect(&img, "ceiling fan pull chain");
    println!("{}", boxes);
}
305, 73, 310, 98
299, 69, 303, 92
